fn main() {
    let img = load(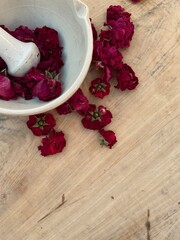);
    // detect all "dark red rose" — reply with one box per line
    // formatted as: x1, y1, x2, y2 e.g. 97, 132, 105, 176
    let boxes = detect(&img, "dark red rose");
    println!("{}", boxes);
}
27, 113, 56, 136
56, 101, 72, 115
0, 75, 16, 100
13, 25, 36, 43
99, 129, 117, 149
99, 43, 123, 70
89, 78, 110, 99
100, 6, 134, 49
93, 40, 123, 71
115, 64, 139, 91
101, 44, 123, 70
34, 26, 60, 50
38, 129, 66, 157
106, 5, 125, 22
81, 104, 112, 130
34, 26, 63, 73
